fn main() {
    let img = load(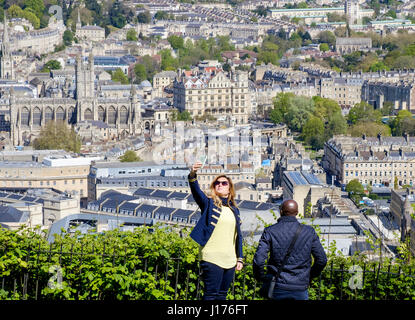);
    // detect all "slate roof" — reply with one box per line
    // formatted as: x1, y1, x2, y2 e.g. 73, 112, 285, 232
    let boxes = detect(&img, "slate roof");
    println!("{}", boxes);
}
0, 206, 29, 223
